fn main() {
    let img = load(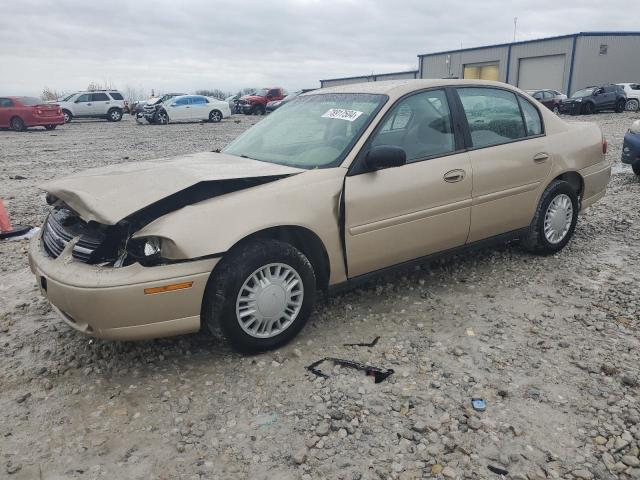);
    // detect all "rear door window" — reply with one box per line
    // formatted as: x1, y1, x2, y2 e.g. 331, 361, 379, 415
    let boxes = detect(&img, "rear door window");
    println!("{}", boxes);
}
457, 87, 527, 148
518, 97, 543, 136
91, 93, 109, 101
